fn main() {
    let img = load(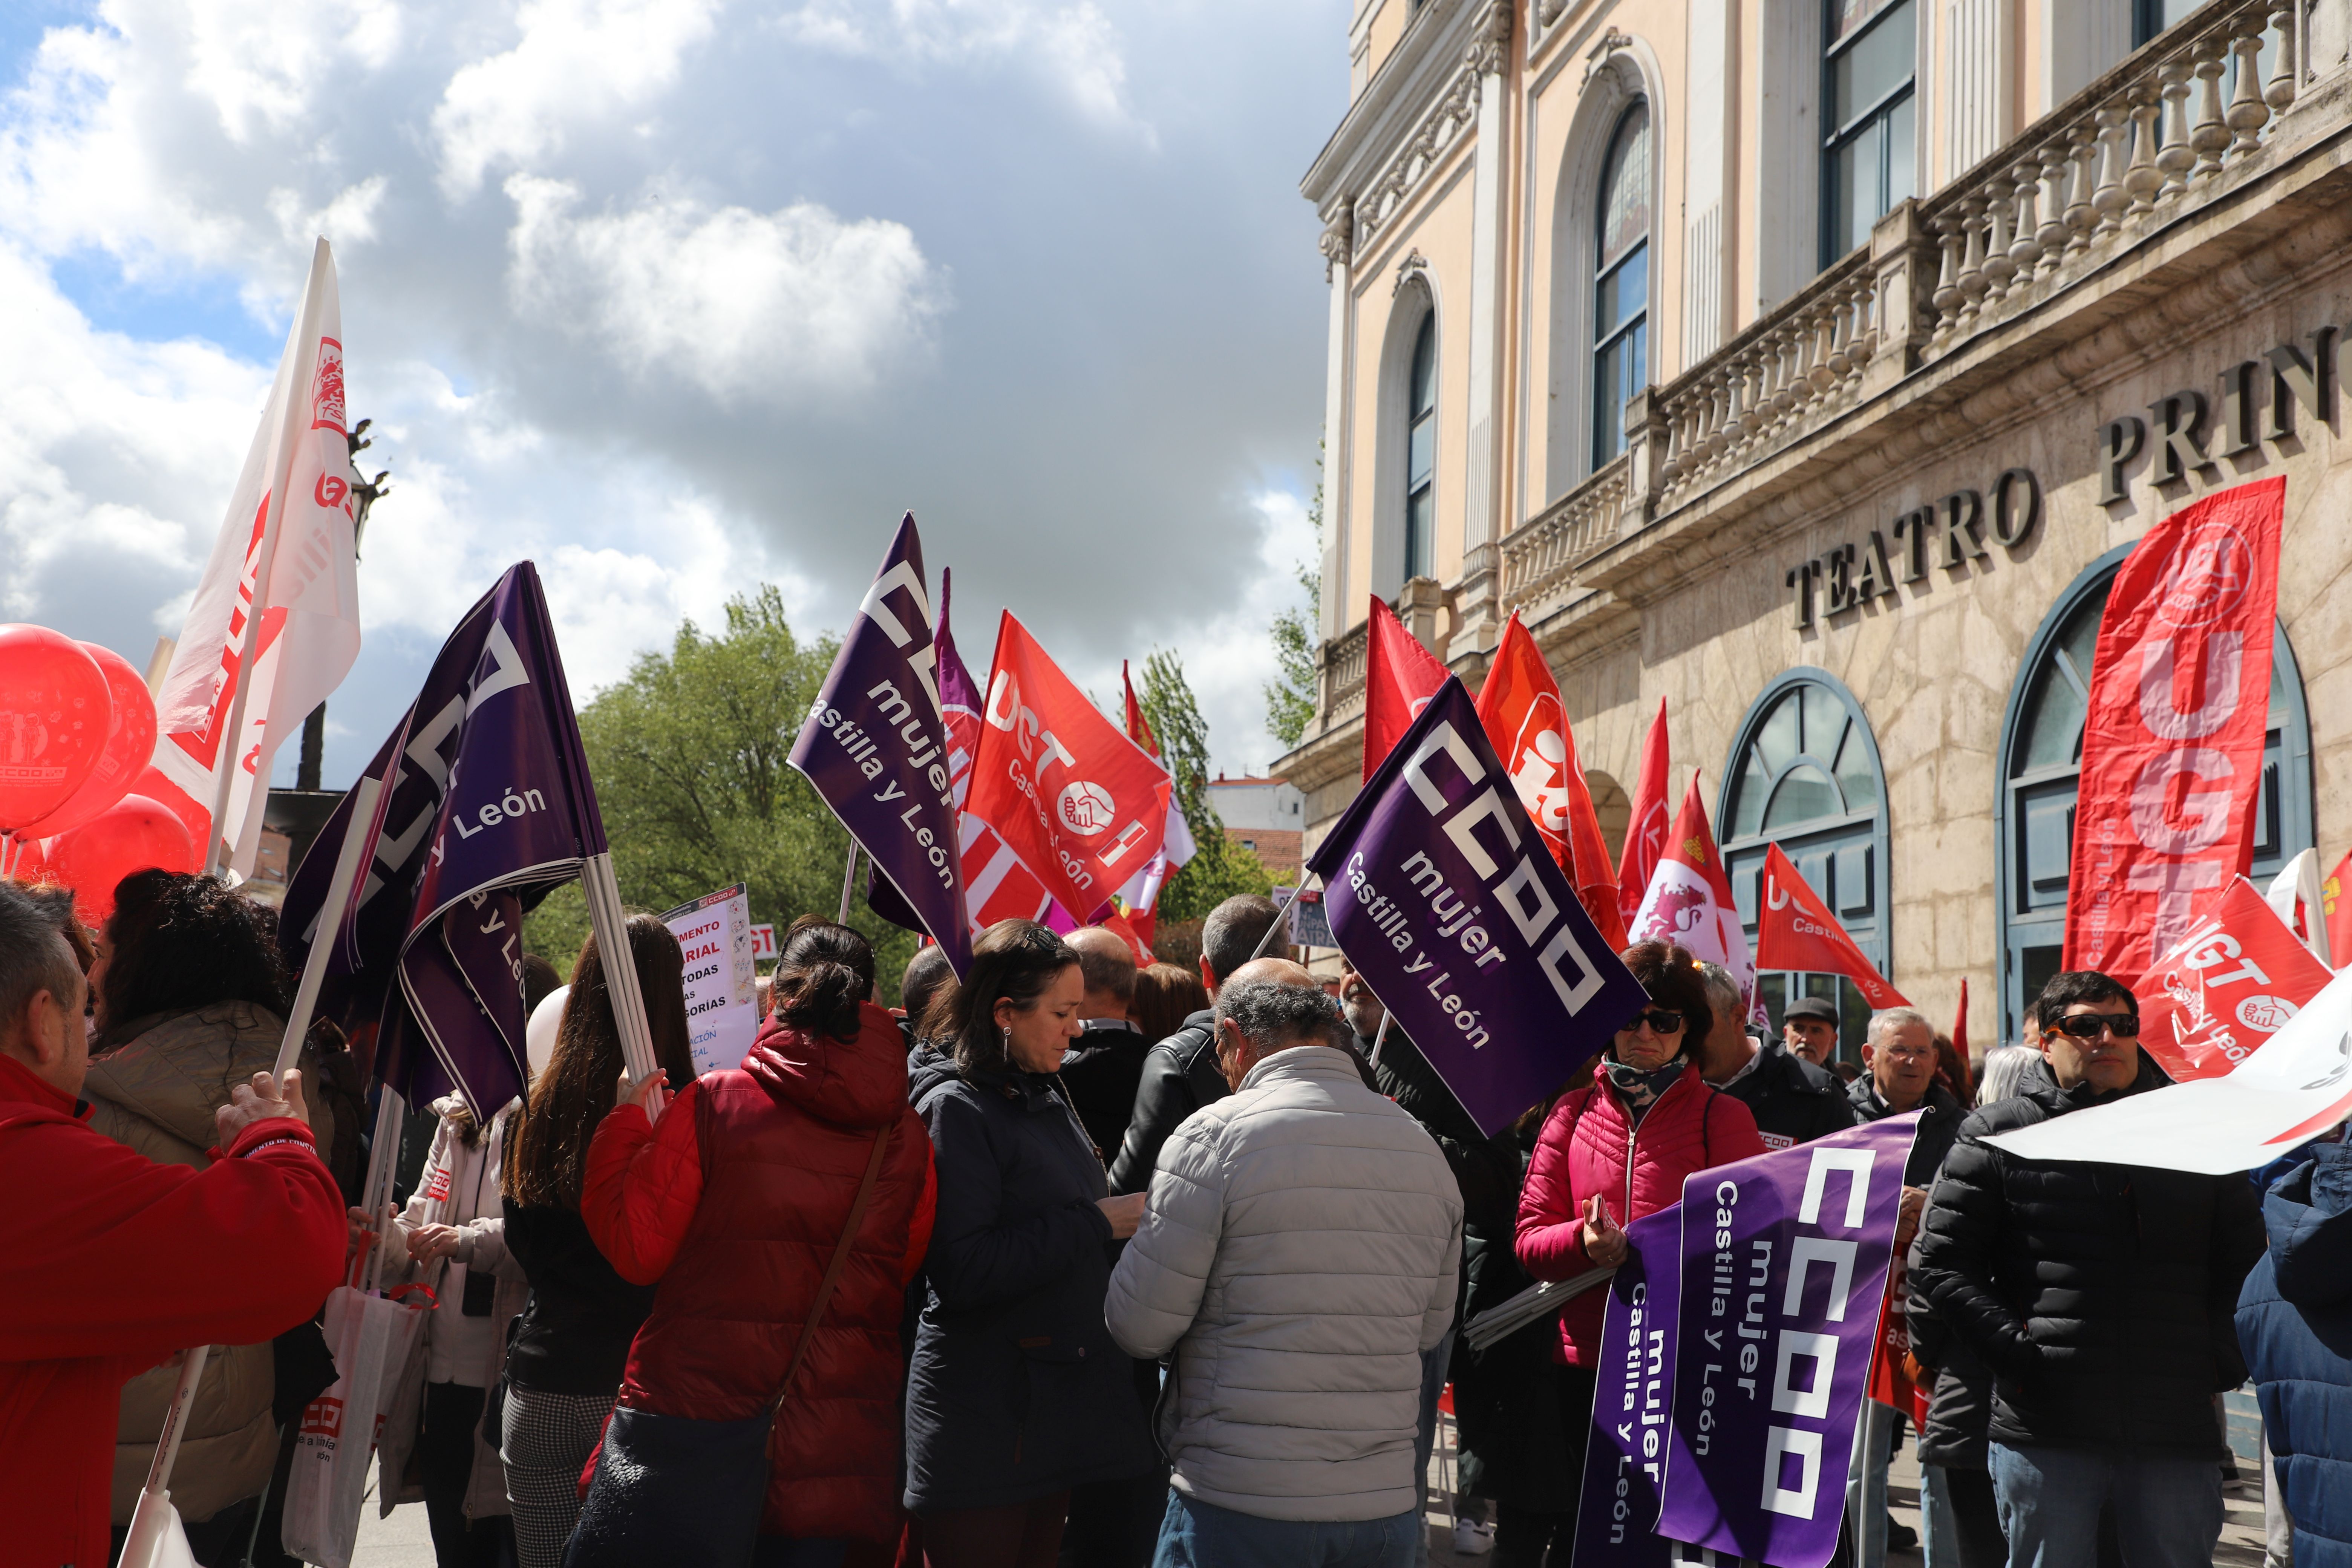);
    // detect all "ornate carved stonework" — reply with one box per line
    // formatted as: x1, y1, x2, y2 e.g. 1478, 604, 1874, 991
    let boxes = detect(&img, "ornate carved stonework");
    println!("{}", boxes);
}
1467, 0, 1514, 76
1392, 248, 1432, 296
1582, 27, 1634, 87
1350, 66, 1482, 253
1320, 207, 1355, 279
